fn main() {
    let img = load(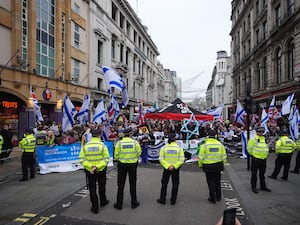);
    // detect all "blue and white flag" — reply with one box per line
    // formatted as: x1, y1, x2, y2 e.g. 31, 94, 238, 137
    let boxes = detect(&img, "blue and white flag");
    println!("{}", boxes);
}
261, 109, 269, 134
234, 100, 246, 127
62, 95, 77, 132
93, 98, 107, 124
103, 66, 129, 107
204, 104, 224, 119
268, 96, 275, 118
281, 93, 294, 116
241, 131, 248, 159
77, 94, 90, 125
289, 107, 299, 141
108, 94, 120, 123
30, 84, 44, 123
